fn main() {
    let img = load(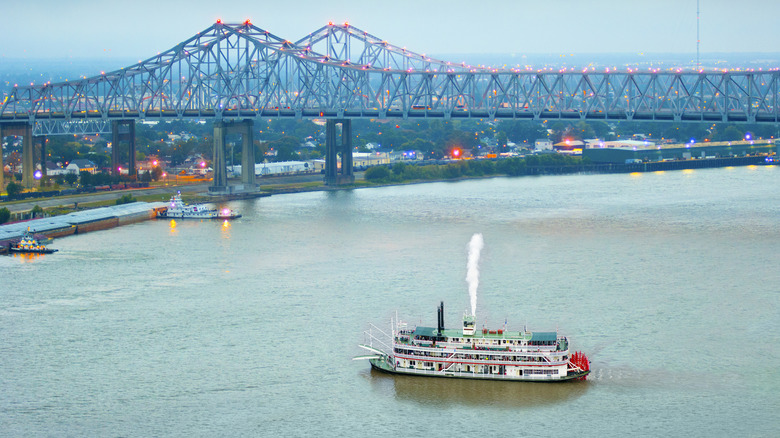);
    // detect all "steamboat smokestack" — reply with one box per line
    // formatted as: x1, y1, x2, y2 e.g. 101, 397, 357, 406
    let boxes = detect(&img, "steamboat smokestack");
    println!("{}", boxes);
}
438, 301, 444, 333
